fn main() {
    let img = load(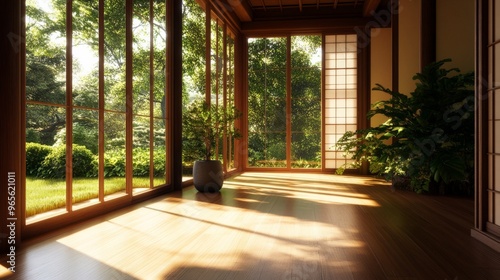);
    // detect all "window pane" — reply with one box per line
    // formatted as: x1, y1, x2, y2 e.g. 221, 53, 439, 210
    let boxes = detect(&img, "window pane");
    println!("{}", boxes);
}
226, 34, 237, 170
182, 0, 206, 179
73, 0, 99, 108
104, 0, 126, 112
153, 118, 167, 187
211, 18, 224, 106
324, 35, 358, 170
291, 35, 322, 169
26, 0, 66, 105
72, 109, 99, 209
153, 0, 167, 186
133, 116, 151, 190
104, 112, 126, 197
26, 104, 67, 219
133, 0, 151, 116
248, 37, 287, 168
153, 0, 167, 120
